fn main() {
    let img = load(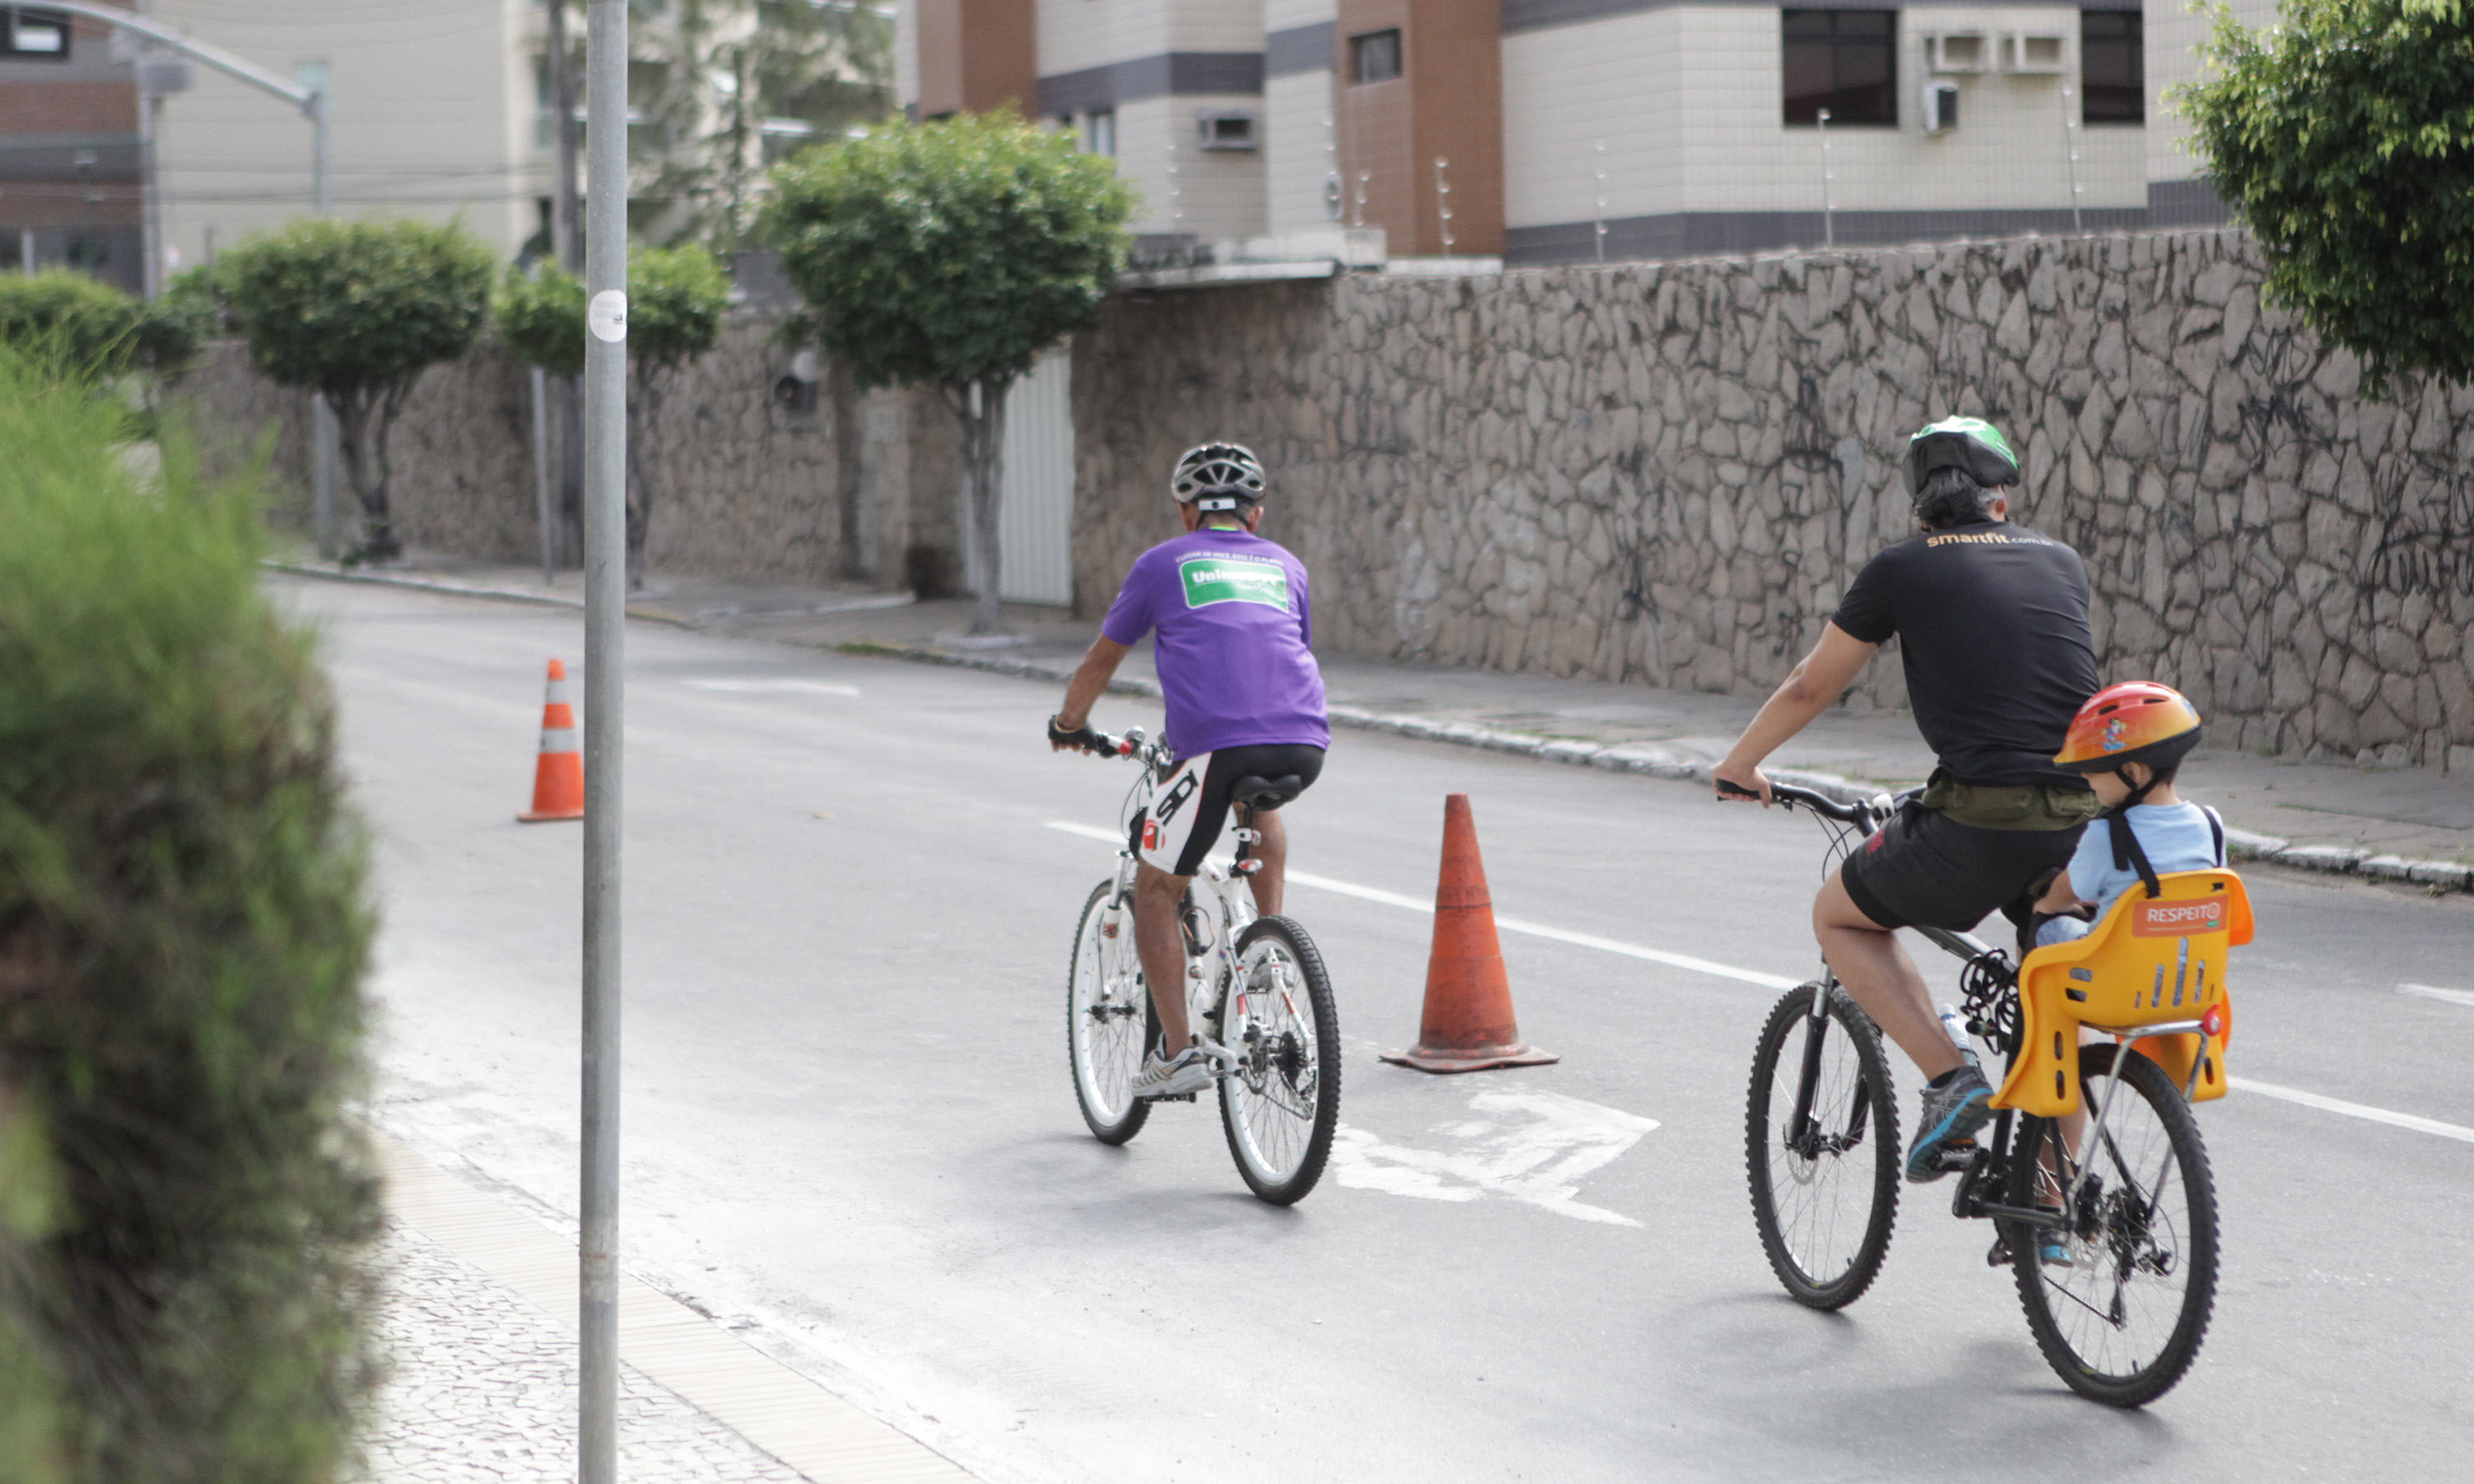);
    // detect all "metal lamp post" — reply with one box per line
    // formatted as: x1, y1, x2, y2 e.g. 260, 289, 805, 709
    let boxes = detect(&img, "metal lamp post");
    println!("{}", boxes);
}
580, 1, 631, 1477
